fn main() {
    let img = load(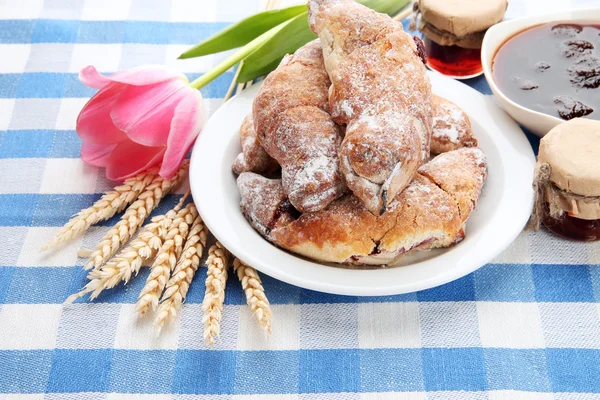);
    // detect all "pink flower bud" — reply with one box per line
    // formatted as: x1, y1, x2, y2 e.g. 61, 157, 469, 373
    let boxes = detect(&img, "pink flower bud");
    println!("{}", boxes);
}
77, 65, 205, 181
